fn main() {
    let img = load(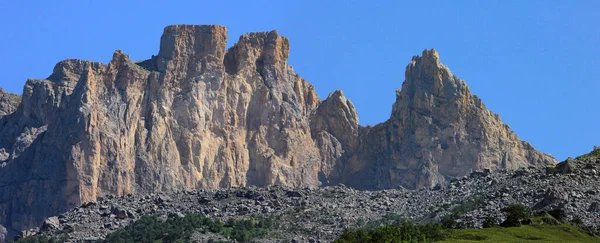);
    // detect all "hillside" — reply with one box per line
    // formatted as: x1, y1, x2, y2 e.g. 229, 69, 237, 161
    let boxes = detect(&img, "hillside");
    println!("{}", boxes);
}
11, 149, 599, 242
0, 25, 555, 239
